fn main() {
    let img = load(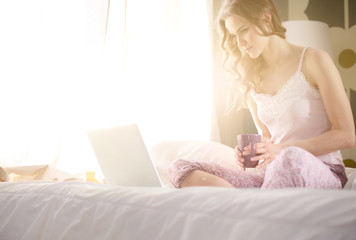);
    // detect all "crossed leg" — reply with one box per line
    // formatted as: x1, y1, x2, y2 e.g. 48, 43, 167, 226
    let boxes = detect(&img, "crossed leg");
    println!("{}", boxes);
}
180, 170, 235, 188
168, 159, 264, 189
262, 147, 342, 189
168, 147, 342, 190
